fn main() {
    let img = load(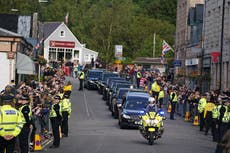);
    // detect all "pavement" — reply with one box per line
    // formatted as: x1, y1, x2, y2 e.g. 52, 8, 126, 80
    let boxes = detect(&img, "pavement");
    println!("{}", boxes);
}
40, 77, 216, 153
